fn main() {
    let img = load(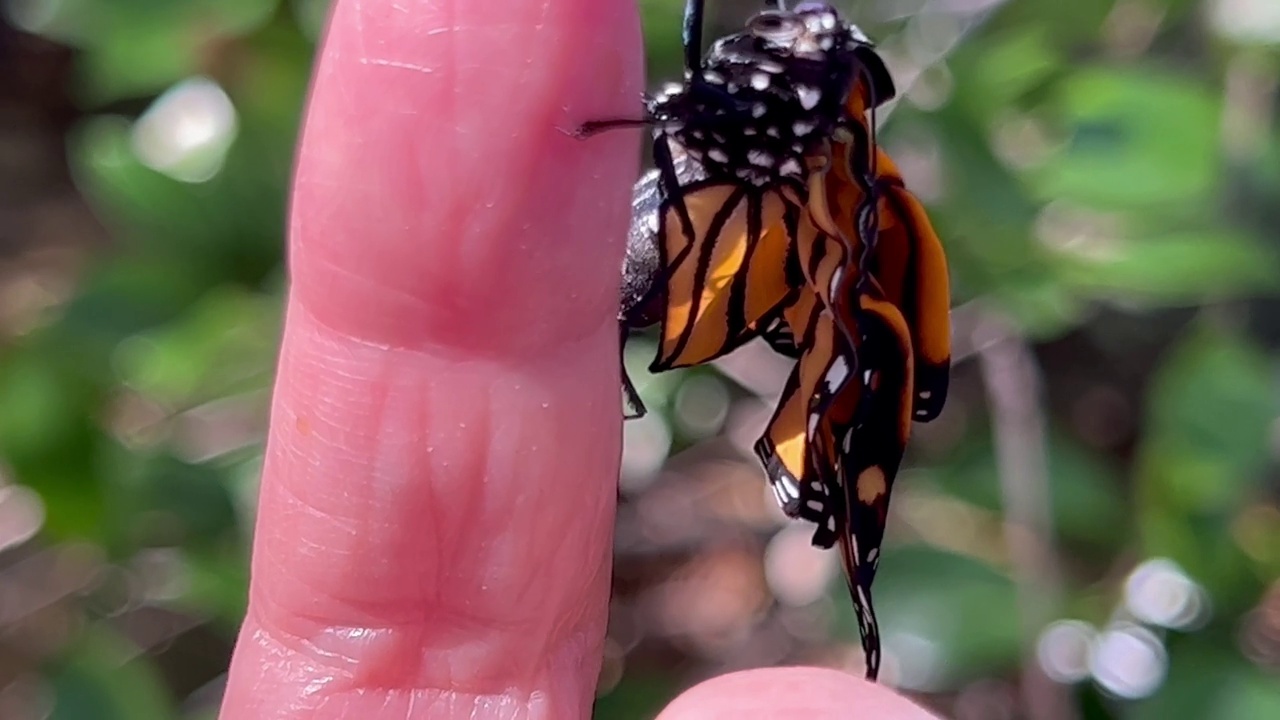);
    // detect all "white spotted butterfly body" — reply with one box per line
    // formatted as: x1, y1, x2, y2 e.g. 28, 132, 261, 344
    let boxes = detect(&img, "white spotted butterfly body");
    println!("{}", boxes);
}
644, 5, 885, 189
